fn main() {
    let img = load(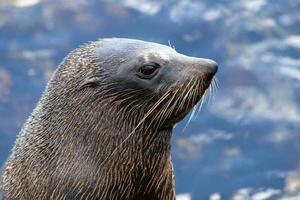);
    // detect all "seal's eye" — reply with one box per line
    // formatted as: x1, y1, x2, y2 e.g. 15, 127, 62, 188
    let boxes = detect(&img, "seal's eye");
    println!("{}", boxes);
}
137, 62, 160, 79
